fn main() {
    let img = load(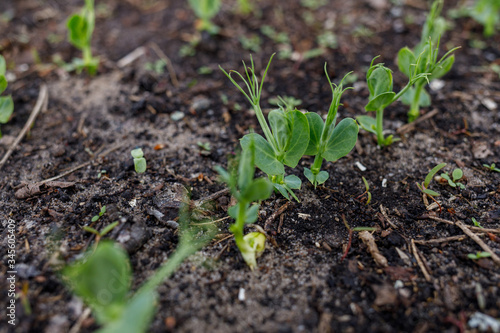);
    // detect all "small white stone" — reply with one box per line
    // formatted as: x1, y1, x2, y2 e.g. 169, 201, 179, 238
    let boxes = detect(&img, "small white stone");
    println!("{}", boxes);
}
382, 178, 387, 188
394, 280, 404, 289
238, 288, 245, 301
430, 79, 445, 91
355, 161, 367, 171
482, 98, 497, 111
129, 198, 137, 208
